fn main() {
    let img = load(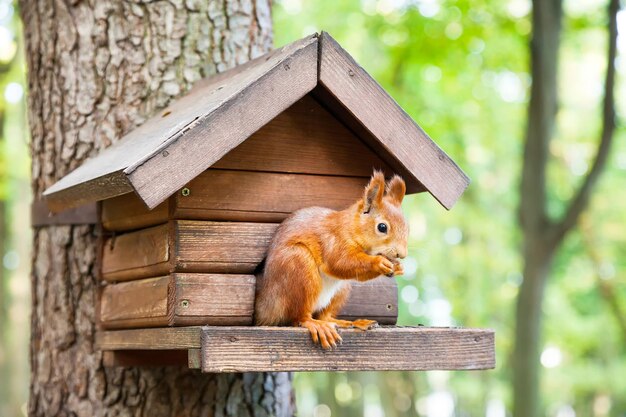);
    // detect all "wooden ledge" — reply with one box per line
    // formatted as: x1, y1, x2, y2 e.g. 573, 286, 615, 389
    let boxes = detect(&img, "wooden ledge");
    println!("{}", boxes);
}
97, 326, 495, 373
